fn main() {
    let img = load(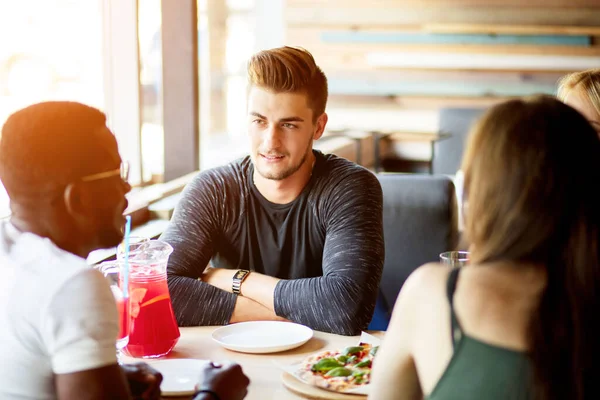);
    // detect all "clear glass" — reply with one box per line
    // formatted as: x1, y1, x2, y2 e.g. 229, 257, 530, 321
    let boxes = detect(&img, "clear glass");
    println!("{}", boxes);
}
440, 251, 470, 267
120, 239, 180, 358
95, 262, 131, 363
